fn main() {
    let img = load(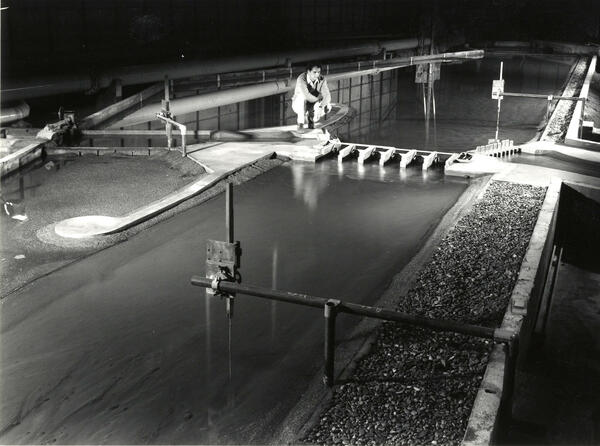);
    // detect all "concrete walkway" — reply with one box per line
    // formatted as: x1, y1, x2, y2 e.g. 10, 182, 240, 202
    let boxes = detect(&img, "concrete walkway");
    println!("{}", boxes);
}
0, 137, 47, 177
521, 140, 600, 162
446, 139, 600, 180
